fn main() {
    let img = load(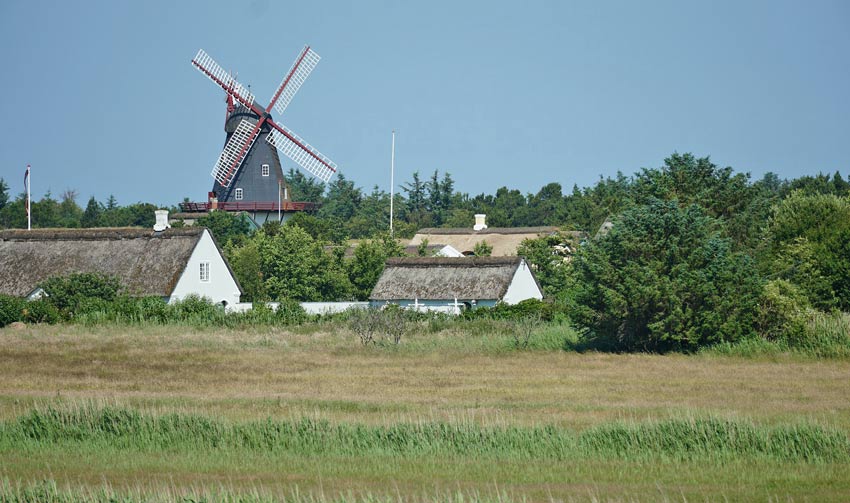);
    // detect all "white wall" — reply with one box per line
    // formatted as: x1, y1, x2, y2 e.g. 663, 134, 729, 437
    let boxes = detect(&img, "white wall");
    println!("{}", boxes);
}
169, 229, 242, 306
502, 259, 544, 304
